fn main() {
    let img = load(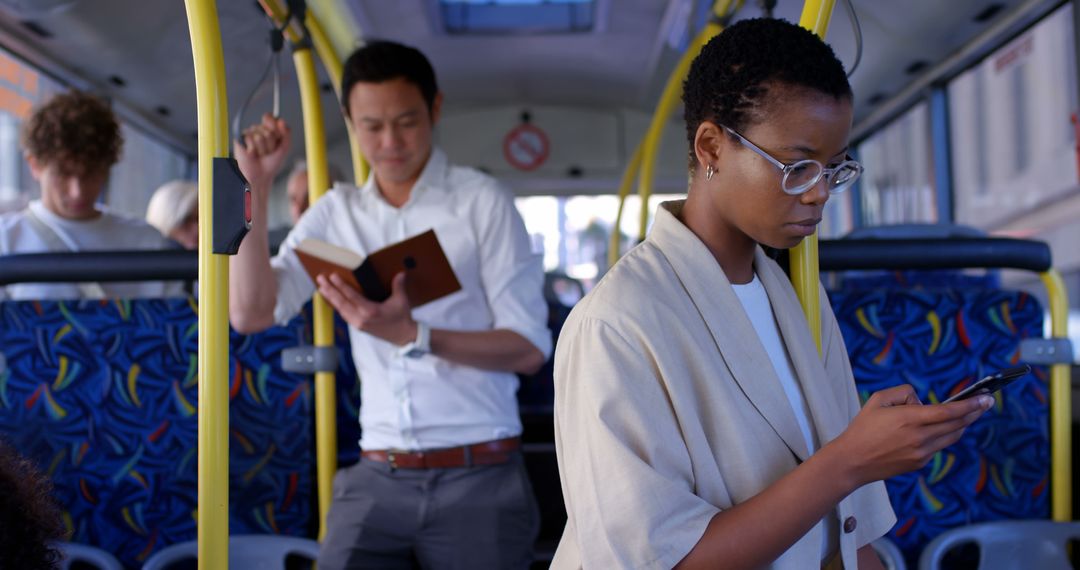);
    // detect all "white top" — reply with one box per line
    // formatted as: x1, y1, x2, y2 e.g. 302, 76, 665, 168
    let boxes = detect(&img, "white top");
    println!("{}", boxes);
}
271, 148, 551, 451
0, 200, 186, 301
732, 274, 837, 560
